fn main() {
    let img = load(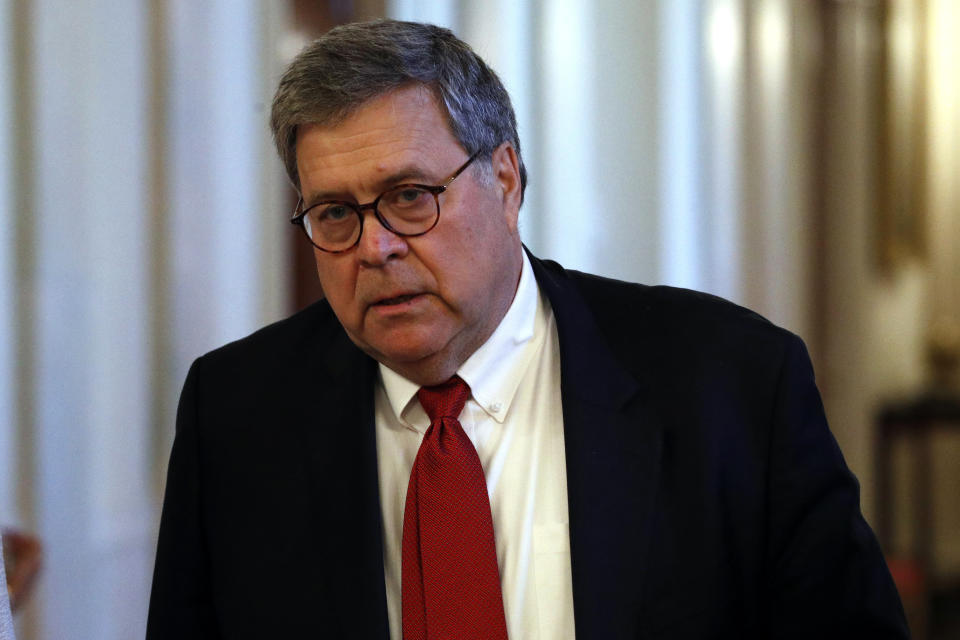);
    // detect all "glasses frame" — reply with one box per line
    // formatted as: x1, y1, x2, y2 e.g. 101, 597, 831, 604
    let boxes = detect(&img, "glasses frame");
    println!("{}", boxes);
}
291, 151, 481, 253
